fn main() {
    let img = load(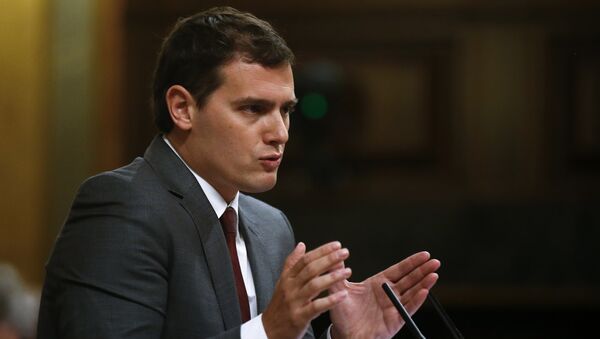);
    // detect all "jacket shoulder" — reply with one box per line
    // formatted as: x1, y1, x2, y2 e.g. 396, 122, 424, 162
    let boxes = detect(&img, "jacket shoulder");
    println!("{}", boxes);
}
79, 157, 161, 196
